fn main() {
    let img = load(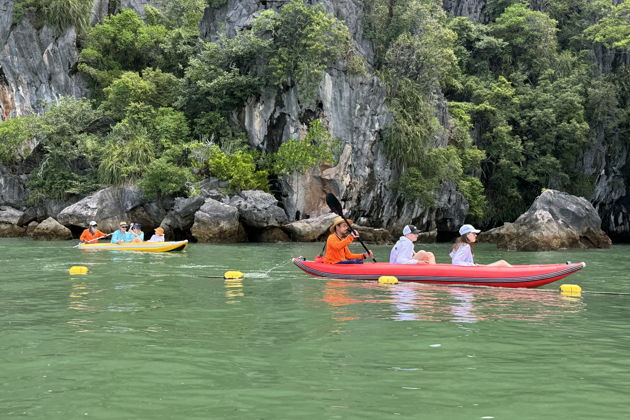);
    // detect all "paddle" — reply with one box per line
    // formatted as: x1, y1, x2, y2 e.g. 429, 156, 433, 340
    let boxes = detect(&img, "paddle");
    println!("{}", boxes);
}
326, 193, 377, 262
